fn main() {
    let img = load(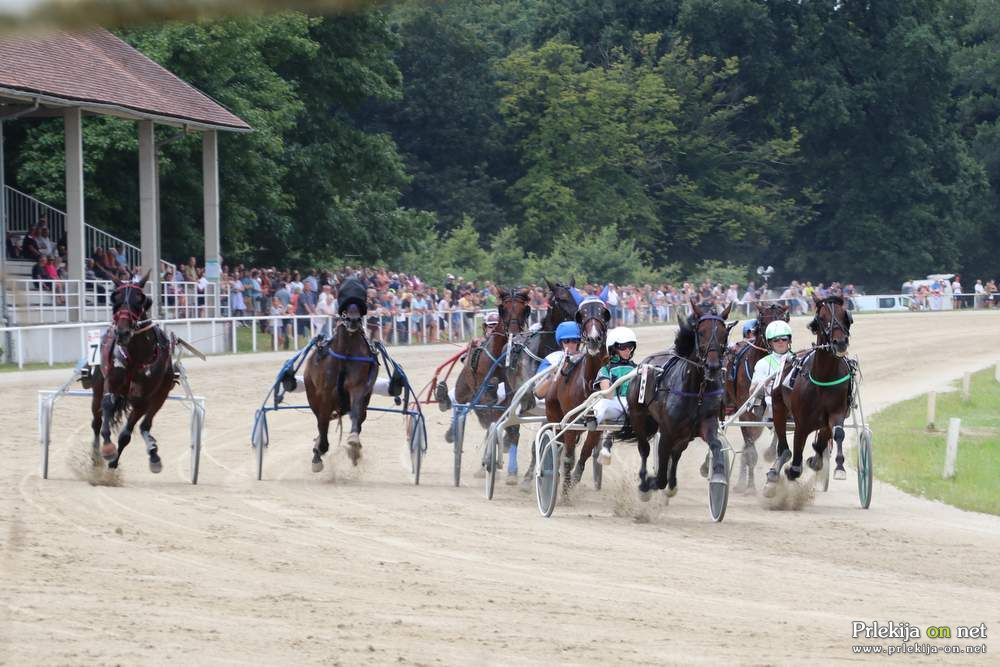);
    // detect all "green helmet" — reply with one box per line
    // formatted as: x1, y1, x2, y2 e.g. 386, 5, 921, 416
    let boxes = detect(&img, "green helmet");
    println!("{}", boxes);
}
765, 320, 792, 340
